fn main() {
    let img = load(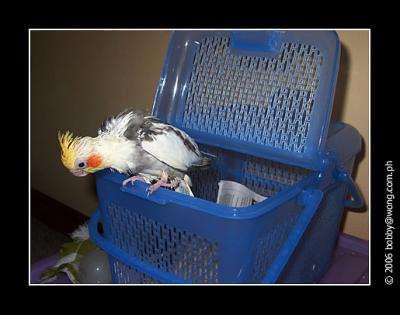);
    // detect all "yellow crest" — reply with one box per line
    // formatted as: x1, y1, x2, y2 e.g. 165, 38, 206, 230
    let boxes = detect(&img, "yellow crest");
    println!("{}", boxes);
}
58, 131, 81, 170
